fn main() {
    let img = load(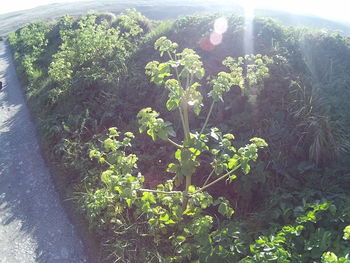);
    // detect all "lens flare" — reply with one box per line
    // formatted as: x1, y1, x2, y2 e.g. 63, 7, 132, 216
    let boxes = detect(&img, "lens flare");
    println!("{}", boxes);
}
214, 17, 228, 34
210, 32, 223, 46
199, 17, 228, 51
199, 37, 215, 51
